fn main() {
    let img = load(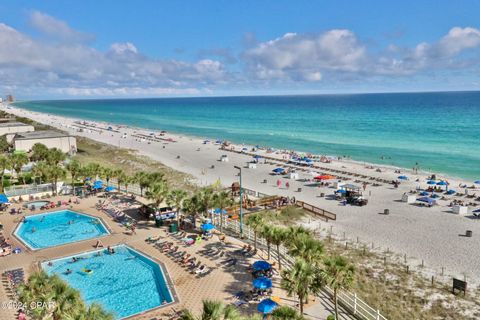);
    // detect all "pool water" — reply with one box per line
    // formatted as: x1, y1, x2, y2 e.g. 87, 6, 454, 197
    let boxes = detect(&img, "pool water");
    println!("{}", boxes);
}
42, 245, 174, 319
15, 210, 109, 250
